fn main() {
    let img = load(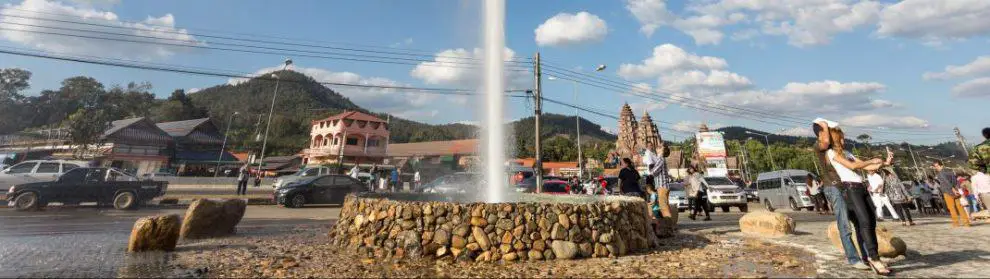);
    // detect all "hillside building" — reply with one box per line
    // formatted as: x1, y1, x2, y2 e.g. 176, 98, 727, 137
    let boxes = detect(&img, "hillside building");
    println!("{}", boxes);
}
301, 111, 389, 166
